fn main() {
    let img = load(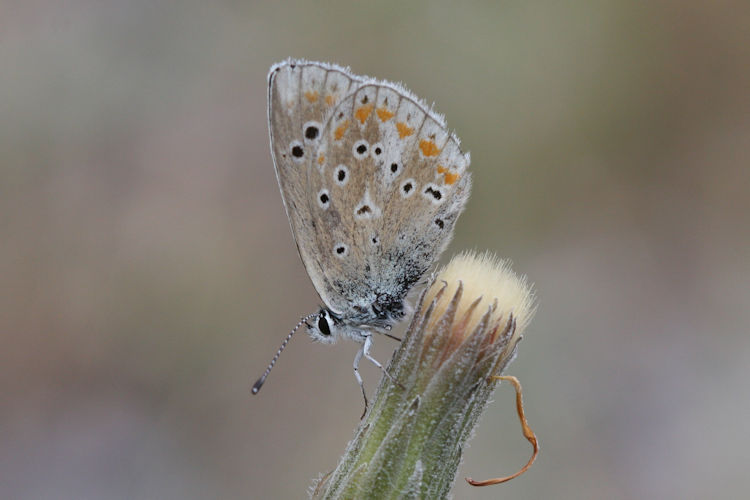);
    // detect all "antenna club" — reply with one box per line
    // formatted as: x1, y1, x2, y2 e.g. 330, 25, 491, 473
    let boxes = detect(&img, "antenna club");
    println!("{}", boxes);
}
251, 376, 266, 394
